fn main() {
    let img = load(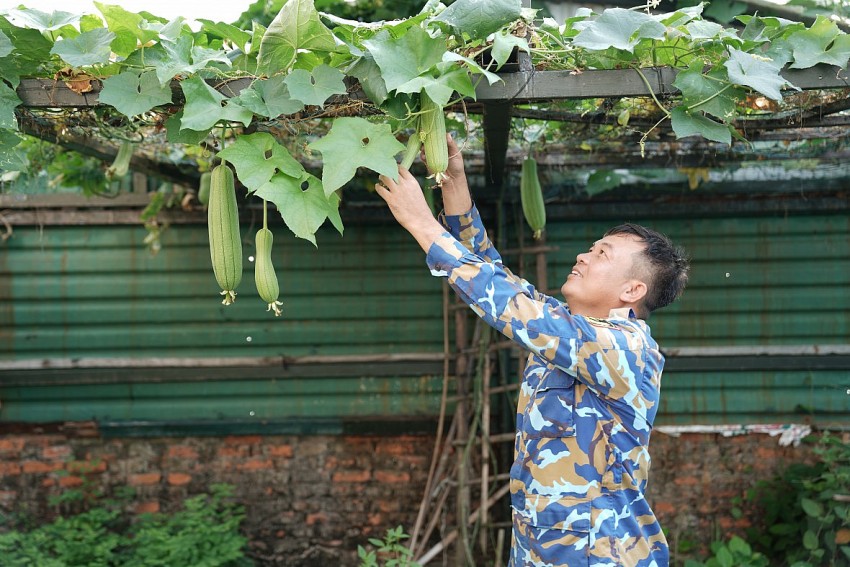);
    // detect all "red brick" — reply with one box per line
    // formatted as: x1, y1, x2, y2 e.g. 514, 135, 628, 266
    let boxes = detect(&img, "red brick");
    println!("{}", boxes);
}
59, 475, 84, 488
224, 435, 262, 445
168, 473, 192, 486
129, 472, 161, 486
43, 445, 72, 460
332, 470, 371, 483
67, 460, 107, 474
267, 445, 293, 458
166, 445, 199, 460
22, 461, 63, 474
306, 513, 327, 525
0, 438, 25, 454
368, 513, 383, 526
673, 475, 700, 486
135, 501, 160, 514
0, 462, 22, 475
238, 459, 273, 472
217, 446, 248, 458
375, 437, 418, 455
653, 501, 676, 516
374, 470, 411, 484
